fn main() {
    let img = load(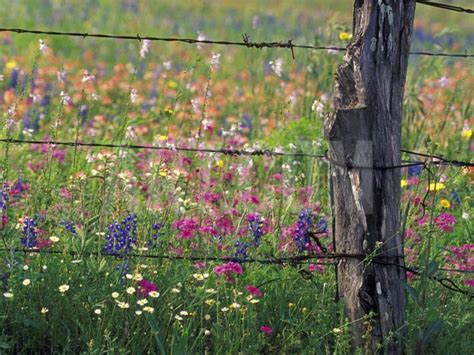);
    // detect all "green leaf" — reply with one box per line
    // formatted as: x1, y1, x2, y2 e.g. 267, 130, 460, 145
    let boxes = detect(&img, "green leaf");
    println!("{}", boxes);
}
404, 283, 419, 306
427, 261, 439, 277
421, 319, 444, 347
145, 313, 167, 354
